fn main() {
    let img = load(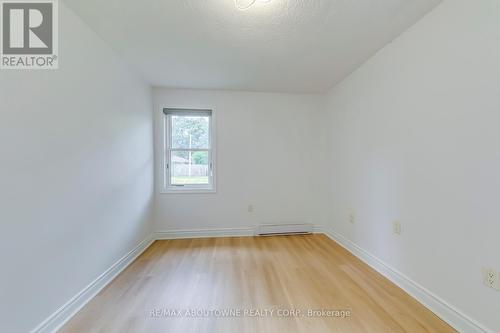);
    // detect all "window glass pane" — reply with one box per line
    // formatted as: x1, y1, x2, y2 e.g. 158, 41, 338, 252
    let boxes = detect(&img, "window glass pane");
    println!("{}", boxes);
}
171, 115, 210, 149
171, 151, 209, 185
